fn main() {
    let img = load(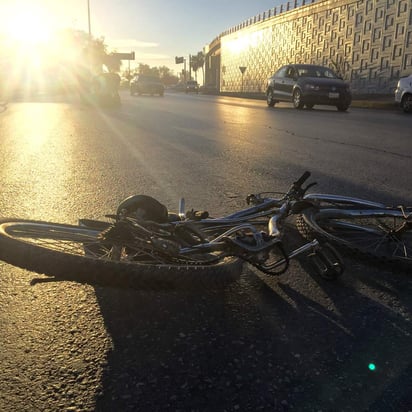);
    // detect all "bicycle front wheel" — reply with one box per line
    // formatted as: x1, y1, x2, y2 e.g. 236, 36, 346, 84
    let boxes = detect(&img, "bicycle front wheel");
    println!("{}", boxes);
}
0, 219, 242, 289
297, 208, 412, 269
